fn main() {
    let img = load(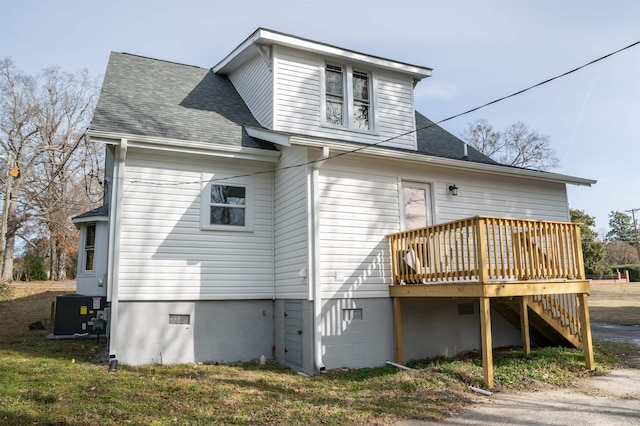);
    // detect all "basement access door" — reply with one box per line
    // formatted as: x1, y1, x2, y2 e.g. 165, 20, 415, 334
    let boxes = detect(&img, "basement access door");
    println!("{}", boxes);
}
284, 301, 303, 367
